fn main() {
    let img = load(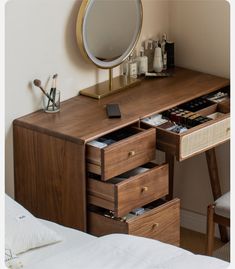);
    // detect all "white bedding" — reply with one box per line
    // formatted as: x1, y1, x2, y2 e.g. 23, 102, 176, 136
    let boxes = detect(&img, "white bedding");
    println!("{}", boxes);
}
20, 227, 229, 269
19, 219, 96, 268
